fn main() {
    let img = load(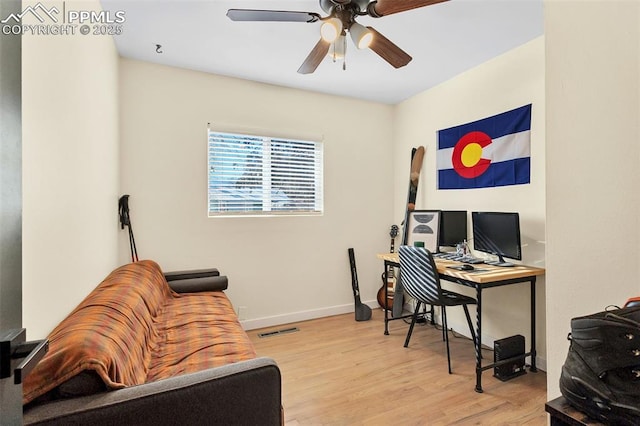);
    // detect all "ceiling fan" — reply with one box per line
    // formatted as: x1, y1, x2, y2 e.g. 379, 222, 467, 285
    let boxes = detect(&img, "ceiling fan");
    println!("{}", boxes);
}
227, 0, 449, 74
